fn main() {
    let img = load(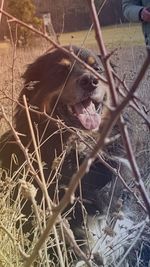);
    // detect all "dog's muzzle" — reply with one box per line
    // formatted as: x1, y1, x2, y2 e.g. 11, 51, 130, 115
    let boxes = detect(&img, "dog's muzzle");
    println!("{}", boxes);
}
79, 73, 99, 92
